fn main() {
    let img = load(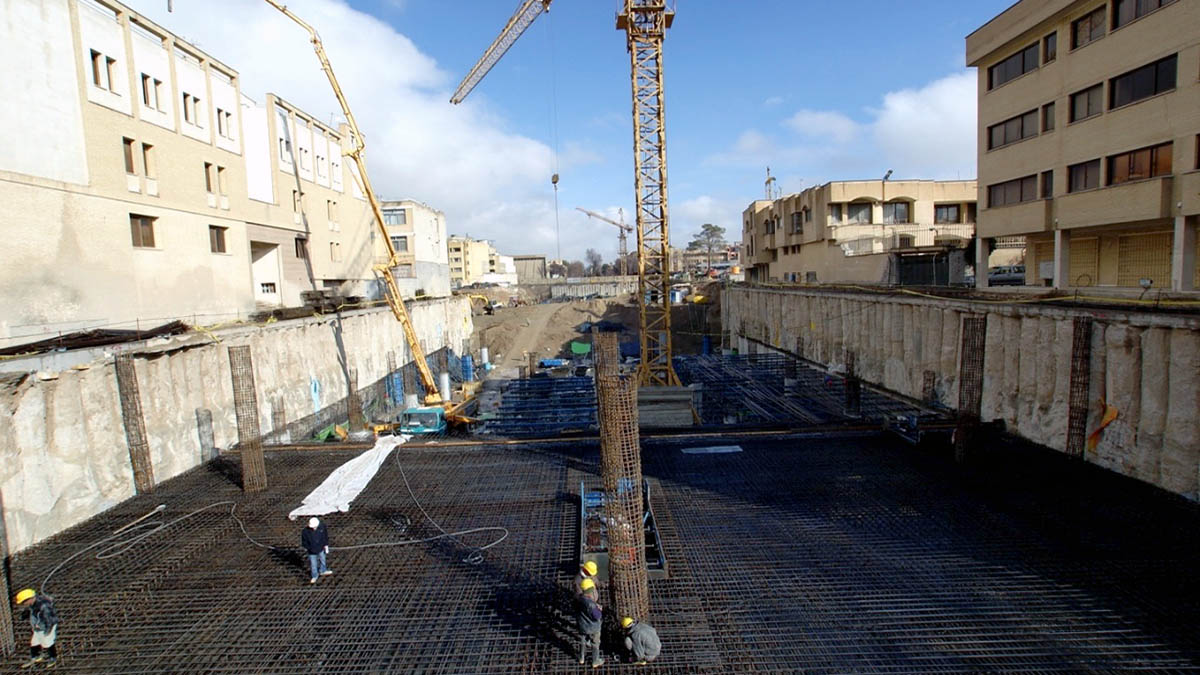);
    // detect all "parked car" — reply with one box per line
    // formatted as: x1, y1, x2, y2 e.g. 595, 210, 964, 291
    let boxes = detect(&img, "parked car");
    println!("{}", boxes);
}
988, 265, 1025, 286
